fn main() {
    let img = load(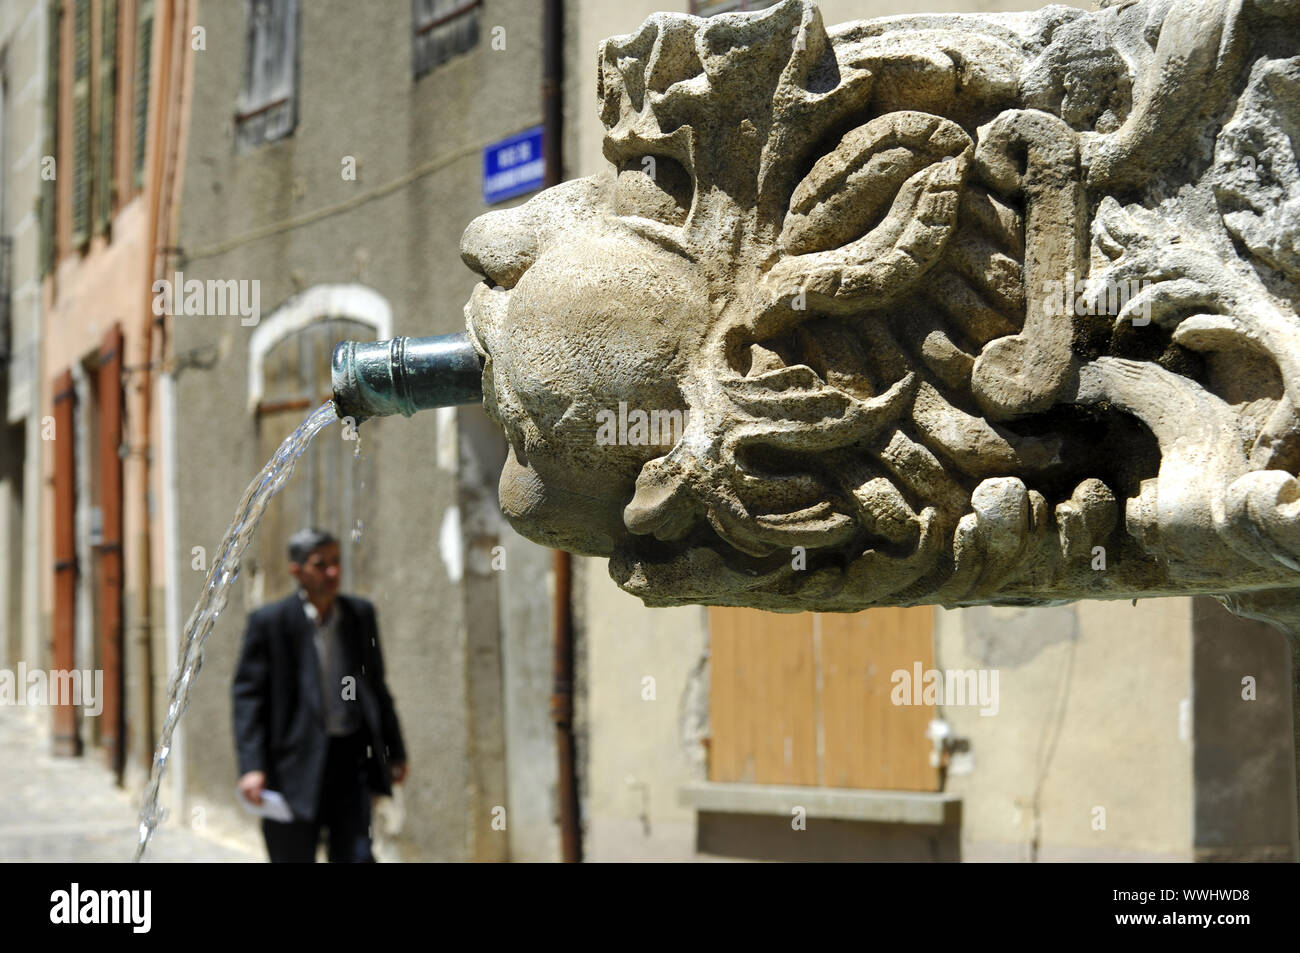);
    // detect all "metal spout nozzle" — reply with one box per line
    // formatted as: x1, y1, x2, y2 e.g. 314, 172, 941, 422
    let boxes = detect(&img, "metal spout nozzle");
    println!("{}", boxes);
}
331, 333, 484, 422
